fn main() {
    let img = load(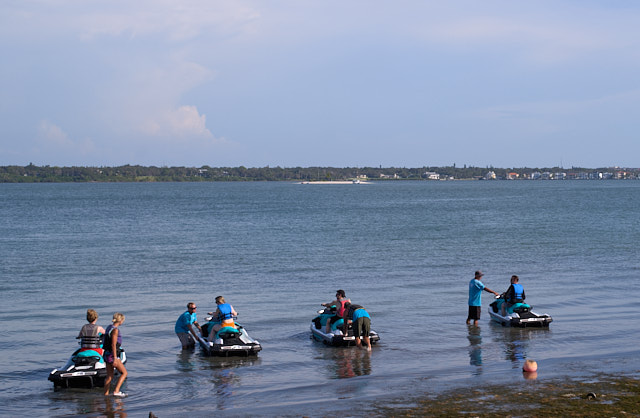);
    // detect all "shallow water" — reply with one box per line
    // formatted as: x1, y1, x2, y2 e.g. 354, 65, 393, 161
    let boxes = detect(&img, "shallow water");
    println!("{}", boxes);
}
0, 181, 639, 416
